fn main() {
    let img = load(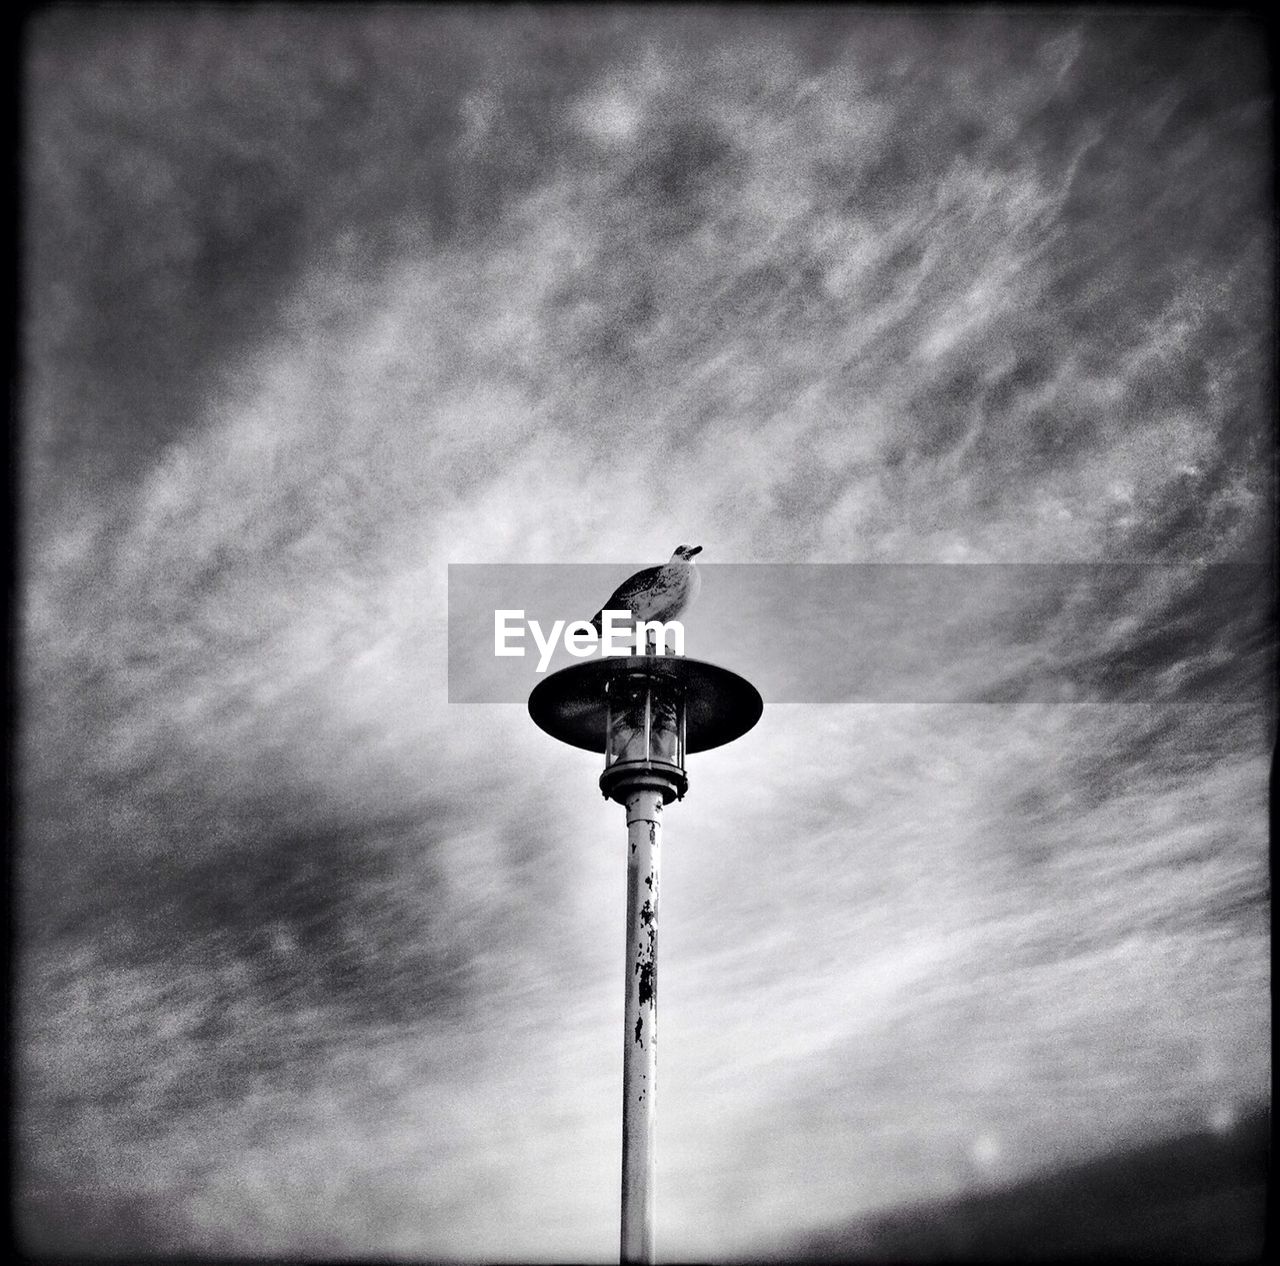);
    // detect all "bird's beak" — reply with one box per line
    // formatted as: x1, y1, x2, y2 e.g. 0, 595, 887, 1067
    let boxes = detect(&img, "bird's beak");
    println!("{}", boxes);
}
686, 545, 703, 557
